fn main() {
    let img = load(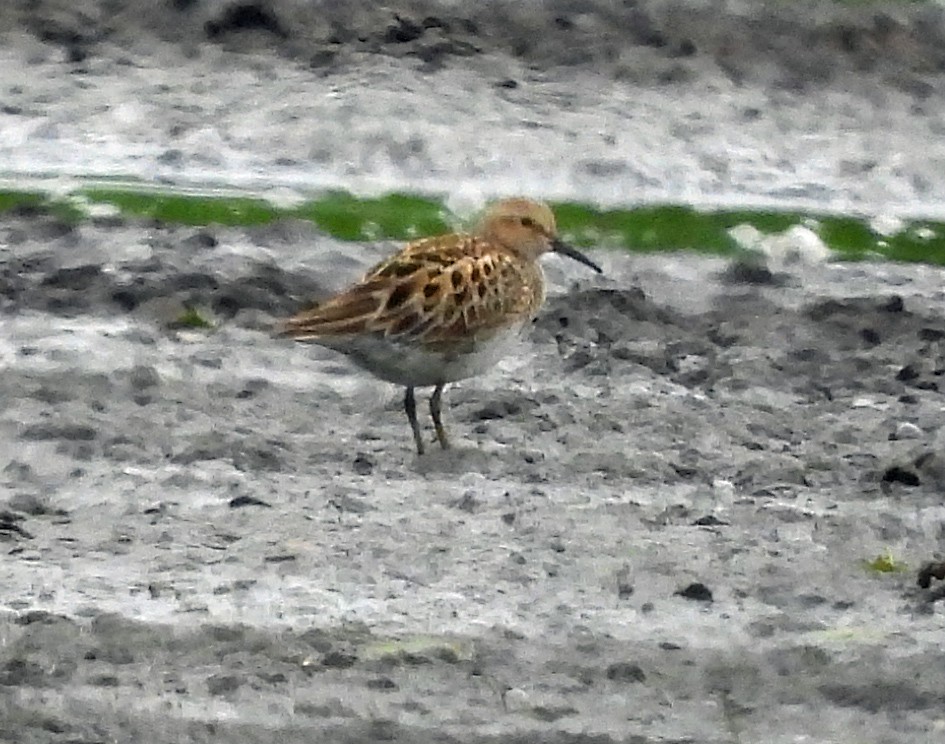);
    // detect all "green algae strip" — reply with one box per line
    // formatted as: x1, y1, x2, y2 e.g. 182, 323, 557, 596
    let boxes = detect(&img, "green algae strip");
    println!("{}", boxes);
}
0, 189, 85, 223
80, 188, 283, 226
3, 186, 945, 265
